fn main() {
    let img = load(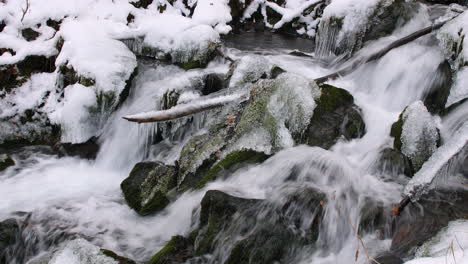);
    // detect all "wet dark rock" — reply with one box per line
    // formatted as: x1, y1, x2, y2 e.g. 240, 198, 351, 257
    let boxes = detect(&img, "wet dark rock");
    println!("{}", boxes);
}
121, 161, 177, 216
130, 0, 154, 8
21, 28, 40, 41
58, 65, 95, 88
375, 148, 413, 177
0, 21, 5, 32
0, 218, 20, 263
53, 136, 100, 160
126, 13, 135, 25
201, 73, 225, 95
46, 19, 62, 31
228, 0, 246, 33
270, 65, 286, 79
100, 248, 136, 264
161, 89, 181, 110
0, 48, 15, 57
391, 189, 468, 257
0, 154, 15, 172
423, 60, 453, 114
147, 236, 193, 264
358, 198, 393, 239
372, 252, 404, 264
195, 190, 262, 255
301, 83, 366, 149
